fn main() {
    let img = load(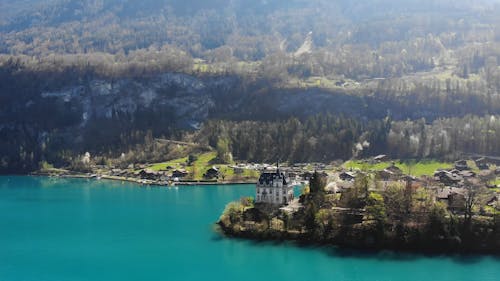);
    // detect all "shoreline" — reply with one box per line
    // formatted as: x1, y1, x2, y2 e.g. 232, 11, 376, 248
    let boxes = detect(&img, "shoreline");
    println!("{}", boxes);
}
29, 171, 256, 187
216, 219, 500, 256
216, 223, 500, 256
